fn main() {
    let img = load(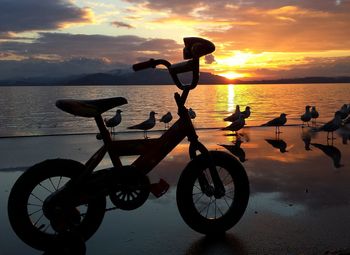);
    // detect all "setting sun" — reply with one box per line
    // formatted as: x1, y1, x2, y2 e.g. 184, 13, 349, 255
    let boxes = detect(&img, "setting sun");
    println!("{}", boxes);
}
220, 71, 246, 80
